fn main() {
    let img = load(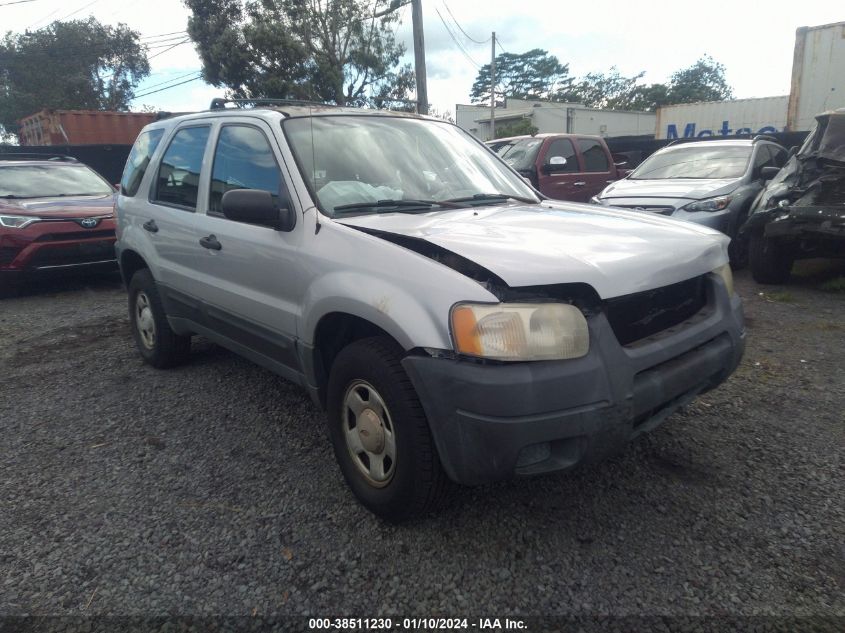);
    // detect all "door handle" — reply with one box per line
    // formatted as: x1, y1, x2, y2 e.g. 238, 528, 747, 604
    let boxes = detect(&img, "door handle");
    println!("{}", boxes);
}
142, 219, 159, 233
573, 182, 587, 186
199, 235, 222, 251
